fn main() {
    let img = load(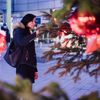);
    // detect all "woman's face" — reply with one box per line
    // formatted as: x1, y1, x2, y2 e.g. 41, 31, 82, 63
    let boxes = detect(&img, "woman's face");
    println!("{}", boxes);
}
27, 18, 36, 30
